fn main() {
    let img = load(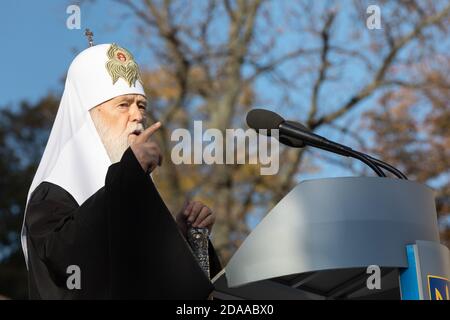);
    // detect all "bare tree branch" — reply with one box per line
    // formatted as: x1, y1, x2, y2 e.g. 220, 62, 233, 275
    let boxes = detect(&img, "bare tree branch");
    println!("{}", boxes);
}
245, 48, 321, 84
311, 3, 450, 129
223, 0, 237, 22
117, 0, 156, 26
308, 12, 335, 126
